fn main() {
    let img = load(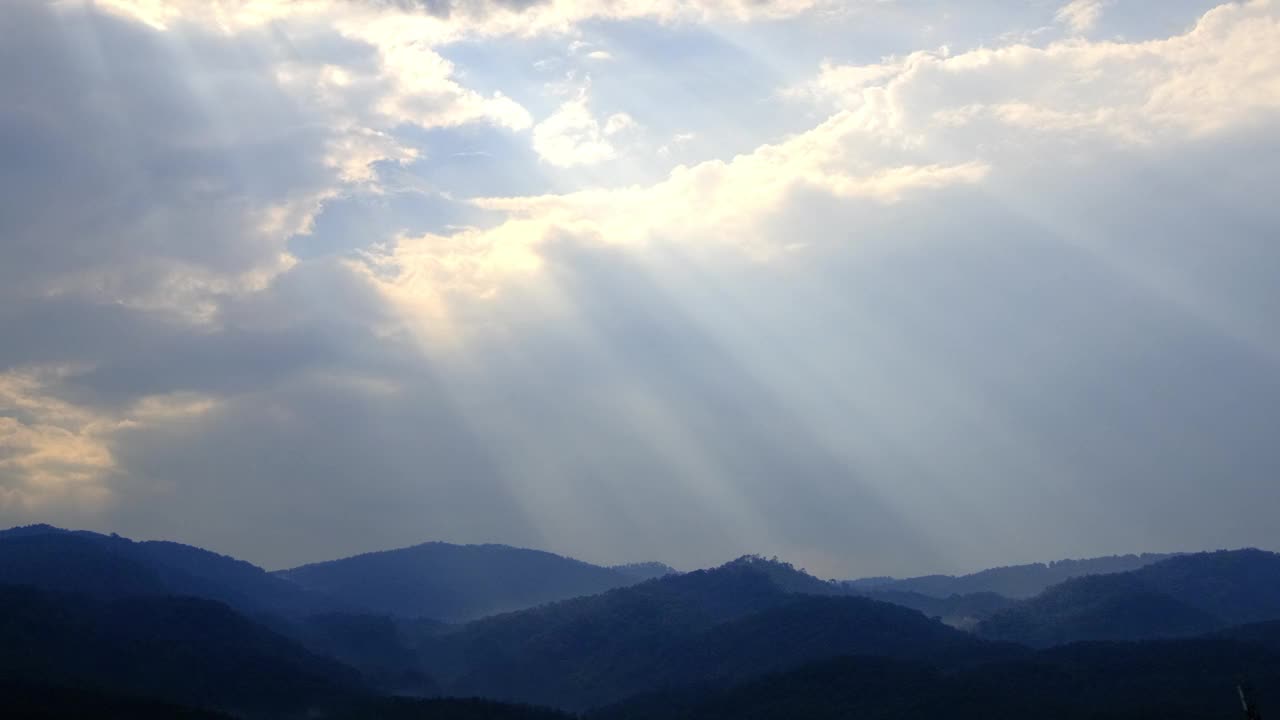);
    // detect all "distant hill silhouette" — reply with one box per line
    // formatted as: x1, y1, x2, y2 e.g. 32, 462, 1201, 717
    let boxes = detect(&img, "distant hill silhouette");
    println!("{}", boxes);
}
0, 525, 338, 617
977, 549, 1280, 646
419, 556, 1014, 710
0, 525, 674, 624
276, 541, 675, 622
846, 552, 1175, 599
